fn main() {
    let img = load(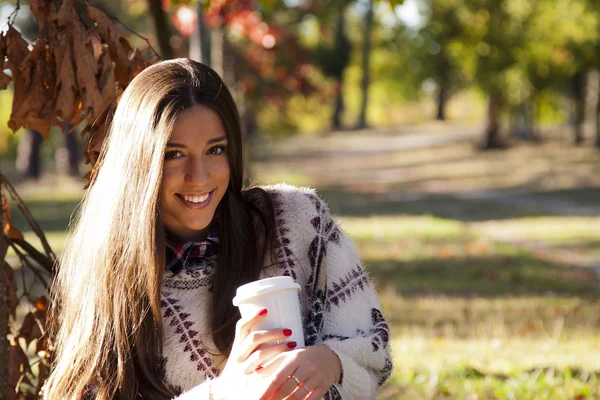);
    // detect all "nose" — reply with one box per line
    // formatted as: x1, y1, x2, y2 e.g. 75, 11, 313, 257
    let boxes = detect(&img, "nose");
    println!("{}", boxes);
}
184, 155, 211, 185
